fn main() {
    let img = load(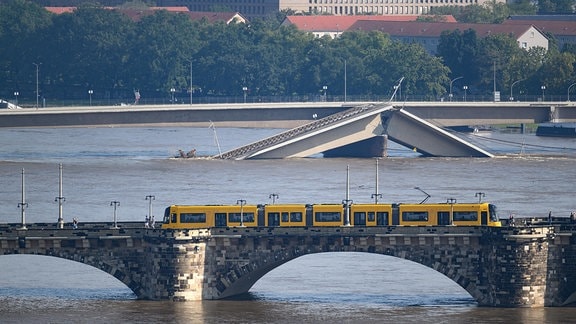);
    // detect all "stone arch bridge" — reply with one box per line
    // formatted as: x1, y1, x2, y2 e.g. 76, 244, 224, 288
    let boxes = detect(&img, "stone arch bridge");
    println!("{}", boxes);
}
1, 222, 576, 307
